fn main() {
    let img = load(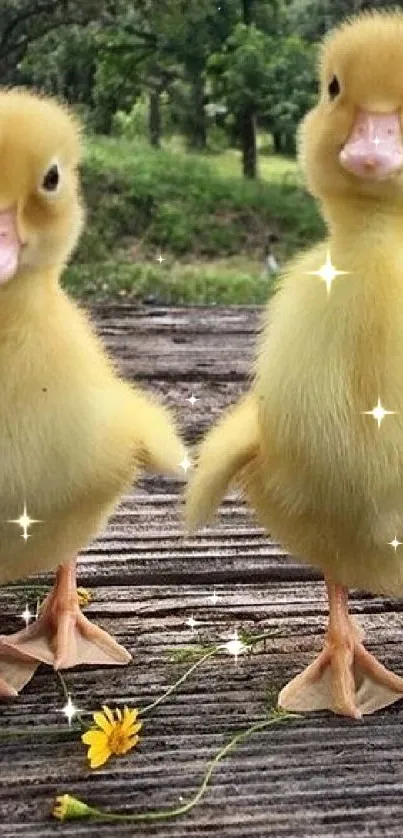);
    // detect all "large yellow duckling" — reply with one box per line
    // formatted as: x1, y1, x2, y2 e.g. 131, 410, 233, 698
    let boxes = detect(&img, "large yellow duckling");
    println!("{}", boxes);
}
0, 89, 186, 697
186, 10, 403, 718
